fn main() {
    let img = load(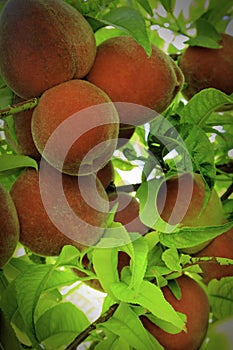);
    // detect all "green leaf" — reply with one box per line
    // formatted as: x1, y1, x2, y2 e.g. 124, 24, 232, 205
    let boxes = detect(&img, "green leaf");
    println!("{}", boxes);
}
94, 331, 121, 350
223, 200, 233, 222
137, 178, 179, 233
102, 7, 151, 56
160, 0, 175, 13
0, 282, 20, 324
0, 155, 38, 174
34, 289, 62, 322
2, 256, 32, 281
111, 280, 185, 331
42, 269, 78, 292
95, 331, 131, 350
179, 123, 216, 187
92, 245, 119, 298
14, 264, 52, 340
159, 221, 233, 250
102, 303, 163, 350
121, 237, 149, 292
162, 248, 182, 272
0, 308, 22, 350
0, 76, 14, 109
143, 311, 186, 335
112, 157, 137, 171
208, 277, 233, 320
136, 0, 153, 16
35, 302, 89, 350
179, 88, 233, 125
101, 221, 135, 247
135, 125, 147, 146
144, 230, 160, 250
54, 245, 81, 268
205, 111, 233, 126
205, 0, 233, 28
0, 282, 34, 346
187, 18, 221, 48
